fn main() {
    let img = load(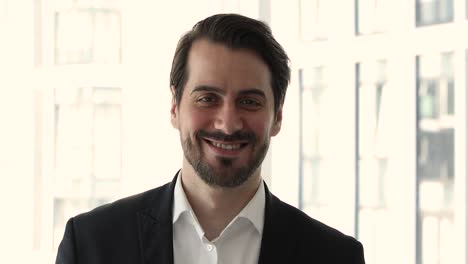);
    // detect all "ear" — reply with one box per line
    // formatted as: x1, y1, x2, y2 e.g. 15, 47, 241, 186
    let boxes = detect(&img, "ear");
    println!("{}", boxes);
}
271, 105, 283, 137
170, 86, 179, 129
